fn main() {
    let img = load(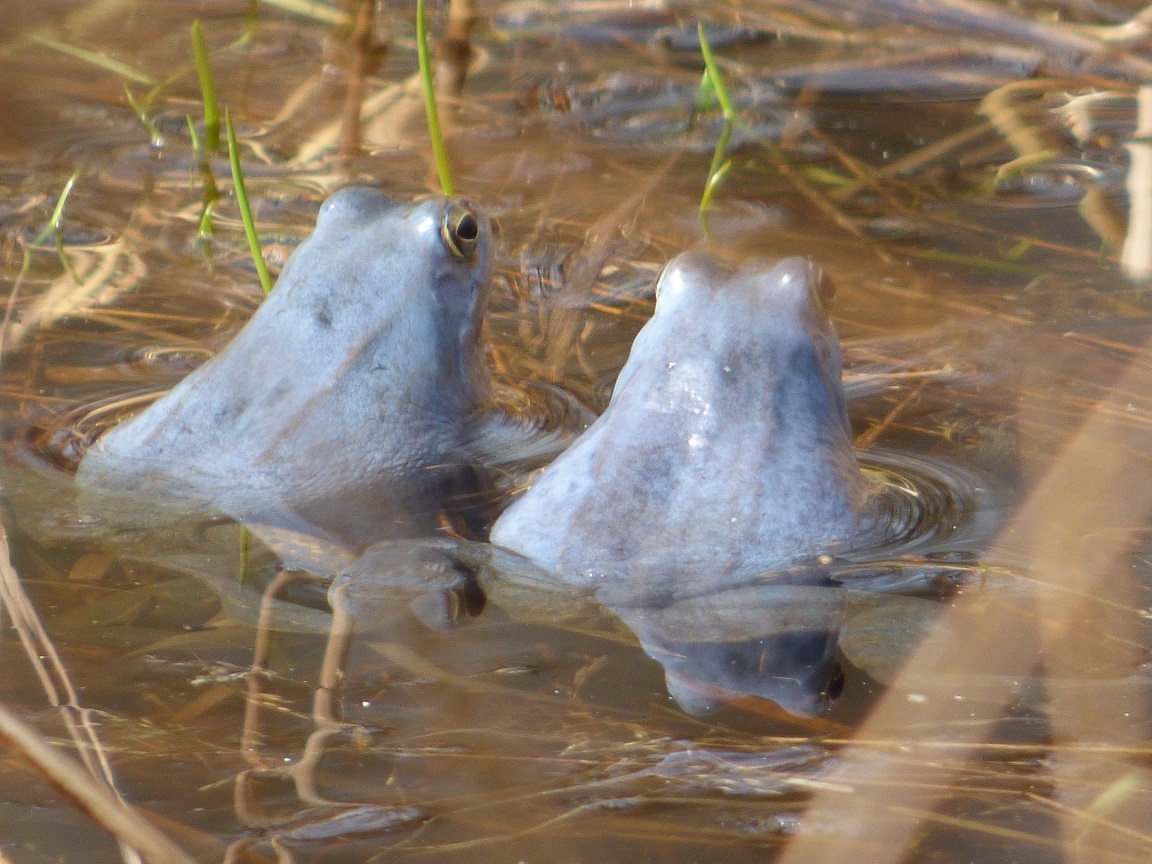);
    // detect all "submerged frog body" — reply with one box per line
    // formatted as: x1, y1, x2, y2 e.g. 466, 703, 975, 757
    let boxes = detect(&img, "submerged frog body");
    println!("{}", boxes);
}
78, 187, 495, 549
491, 251, 870, 591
